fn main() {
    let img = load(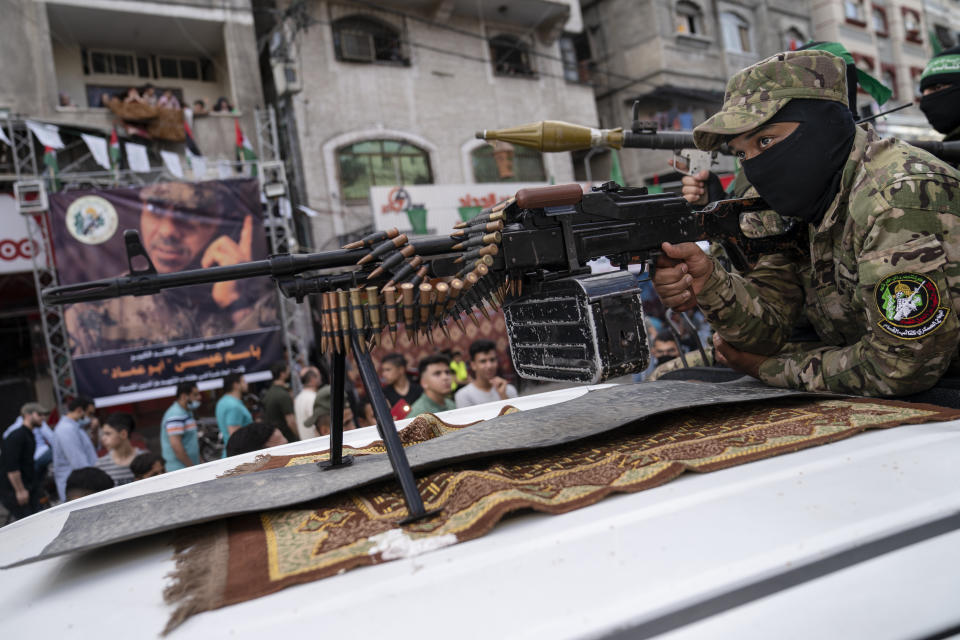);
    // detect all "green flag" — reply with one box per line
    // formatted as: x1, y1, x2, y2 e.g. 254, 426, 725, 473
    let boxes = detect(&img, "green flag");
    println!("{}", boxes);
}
43, 146, 60, 192
930, 29, 943, 55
